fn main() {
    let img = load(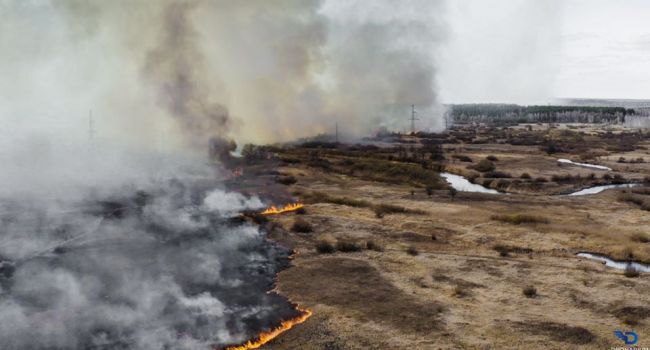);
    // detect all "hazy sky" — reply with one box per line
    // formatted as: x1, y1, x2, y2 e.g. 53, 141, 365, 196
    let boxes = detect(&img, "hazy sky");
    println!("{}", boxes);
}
439, 0, 650, 103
